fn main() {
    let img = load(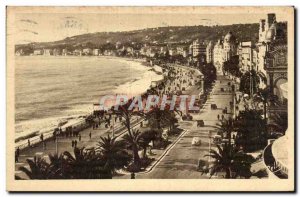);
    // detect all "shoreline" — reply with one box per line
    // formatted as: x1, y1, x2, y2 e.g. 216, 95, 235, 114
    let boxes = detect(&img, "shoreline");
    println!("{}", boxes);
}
15, 61, 204, 179
15, 56, 164, 149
